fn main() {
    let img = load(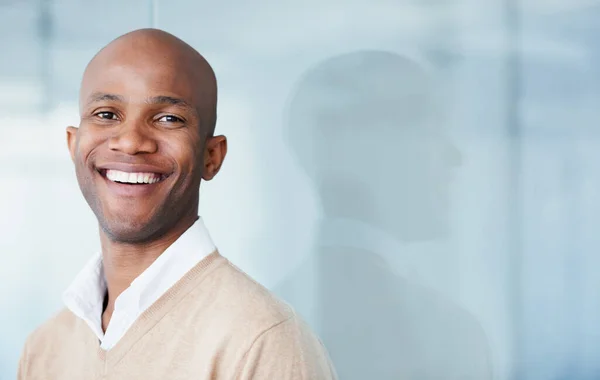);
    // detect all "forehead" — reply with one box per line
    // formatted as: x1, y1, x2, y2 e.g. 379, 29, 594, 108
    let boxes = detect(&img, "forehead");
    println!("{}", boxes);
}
80, 49, 200, 108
